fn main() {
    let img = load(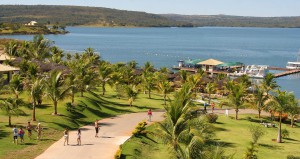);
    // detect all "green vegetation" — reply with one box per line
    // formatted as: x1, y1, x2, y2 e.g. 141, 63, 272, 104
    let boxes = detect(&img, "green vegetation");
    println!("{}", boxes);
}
162, 14, 300, 28
0, 5, 191, 27
0, 22, 68, 35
